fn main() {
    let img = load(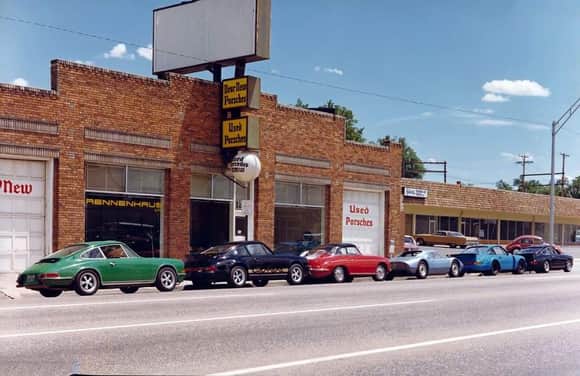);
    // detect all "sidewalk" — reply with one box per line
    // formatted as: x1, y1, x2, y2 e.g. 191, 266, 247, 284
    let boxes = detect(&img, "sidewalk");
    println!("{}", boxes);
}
0, 272, 22, 300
